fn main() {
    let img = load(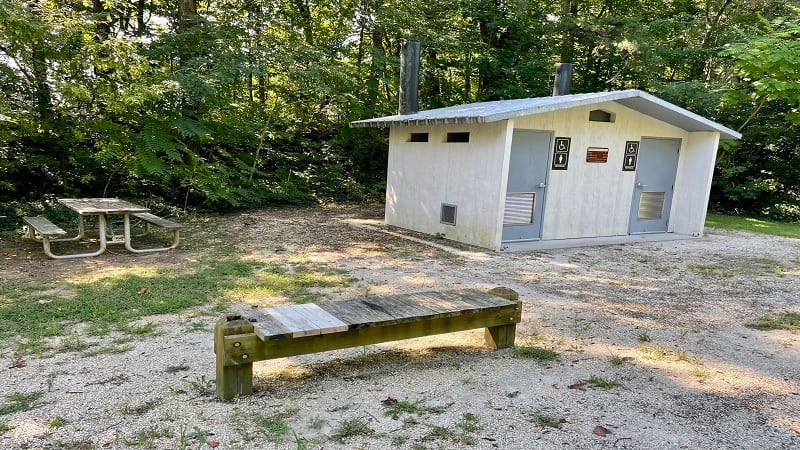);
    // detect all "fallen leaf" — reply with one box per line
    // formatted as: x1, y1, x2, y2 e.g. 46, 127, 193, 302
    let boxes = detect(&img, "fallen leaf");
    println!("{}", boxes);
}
381, 396, 398, 405
593, 425, 611, 436
551, 384, 560, 389
137, 288, 148, 295
206, 440, 219, 448
568, 383, 586, 391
